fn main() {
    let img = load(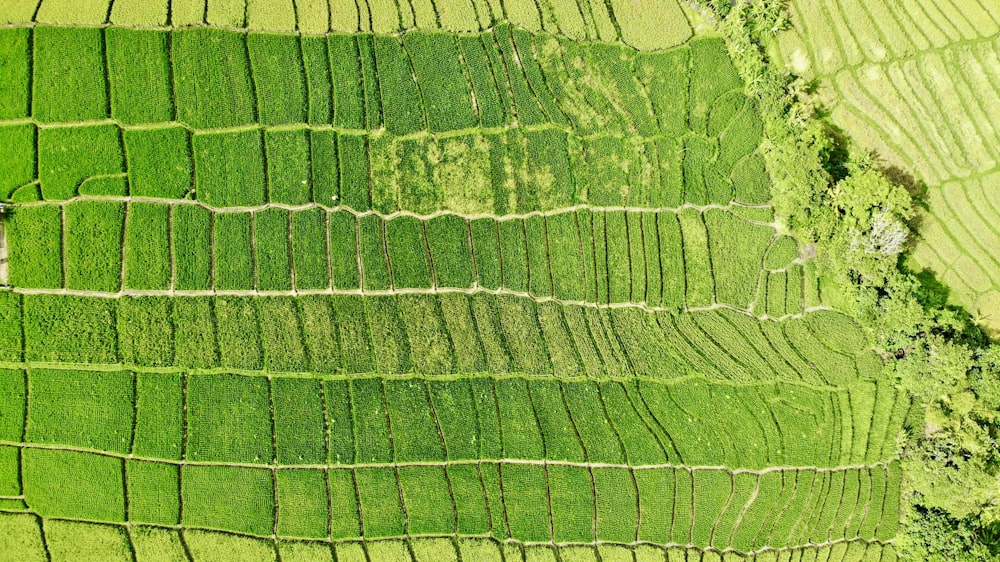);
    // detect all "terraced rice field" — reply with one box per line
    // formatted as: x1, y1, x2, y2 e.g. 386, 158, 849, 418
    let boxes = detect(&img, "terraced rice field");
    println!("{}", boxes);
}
0, 1, 904, 560
774, 0, 1000, 334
